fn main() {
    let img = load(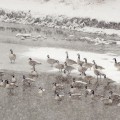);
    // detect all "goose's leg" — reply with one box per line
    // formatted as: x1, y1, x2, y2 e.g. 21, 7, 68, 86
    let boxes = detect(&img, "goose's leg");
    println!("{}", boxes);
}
97, 75, 98, 82
89, 80, 90, 84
